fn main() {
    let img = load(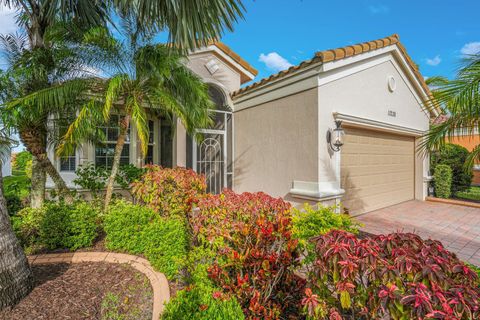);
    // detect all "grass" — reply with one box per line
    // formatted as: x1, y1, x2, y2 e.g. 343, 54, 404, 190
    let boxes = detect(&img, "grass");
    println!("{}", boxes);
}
455, 186, 480, 202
